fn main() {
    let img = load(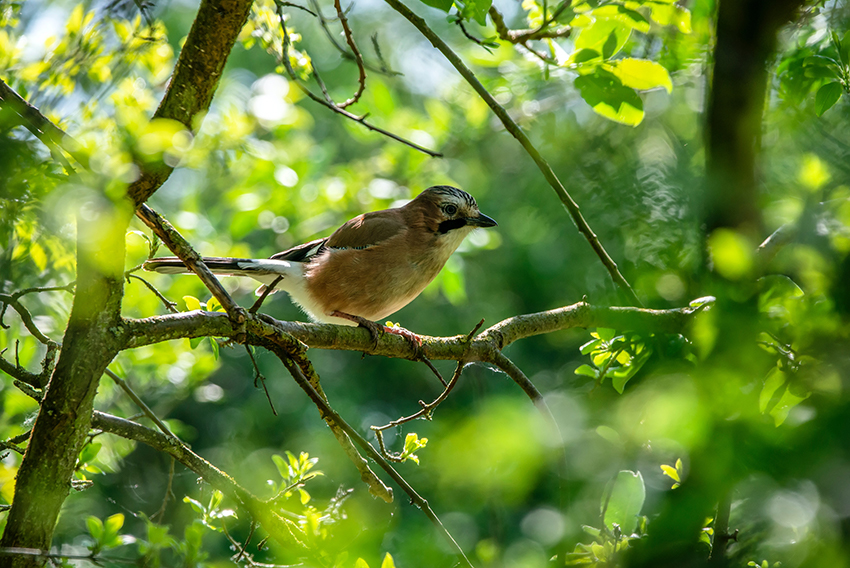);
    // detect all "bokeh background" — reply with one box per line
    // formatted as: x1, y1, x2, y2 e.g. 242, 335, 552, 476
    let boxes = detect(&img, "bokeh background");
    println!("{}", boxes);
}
2, 0, 850, 565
